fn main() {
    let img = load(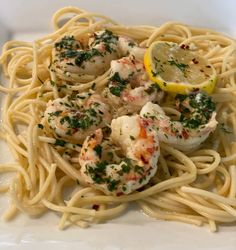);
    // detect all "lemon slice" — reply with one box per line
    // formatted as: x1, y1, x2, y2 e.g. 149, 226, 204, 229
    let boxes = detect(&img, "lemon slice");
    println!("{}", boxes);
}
144, 41, 217, 94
